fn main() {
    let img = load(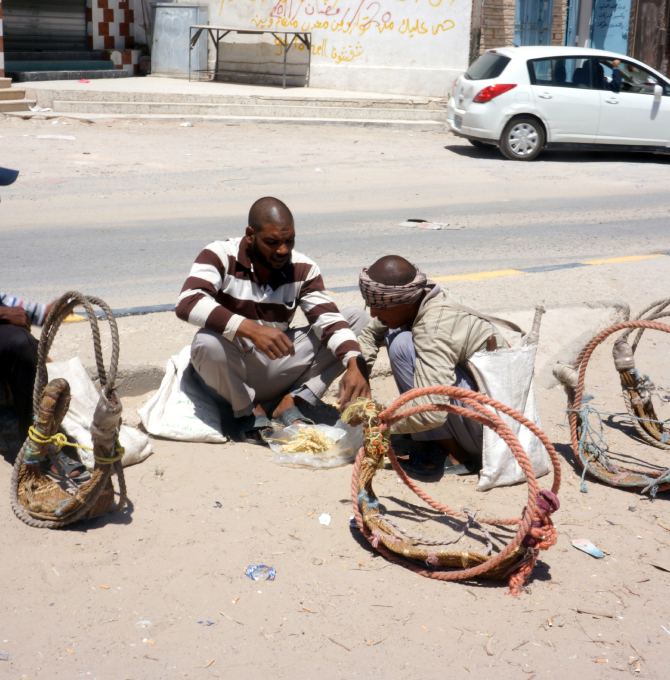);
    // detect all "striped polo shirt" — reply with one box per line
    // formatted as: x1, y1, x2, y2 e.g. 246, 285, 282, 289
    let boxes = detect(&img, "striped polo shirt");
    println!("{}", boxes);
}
0, 292, 47, 326
176, 237, 361, 364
